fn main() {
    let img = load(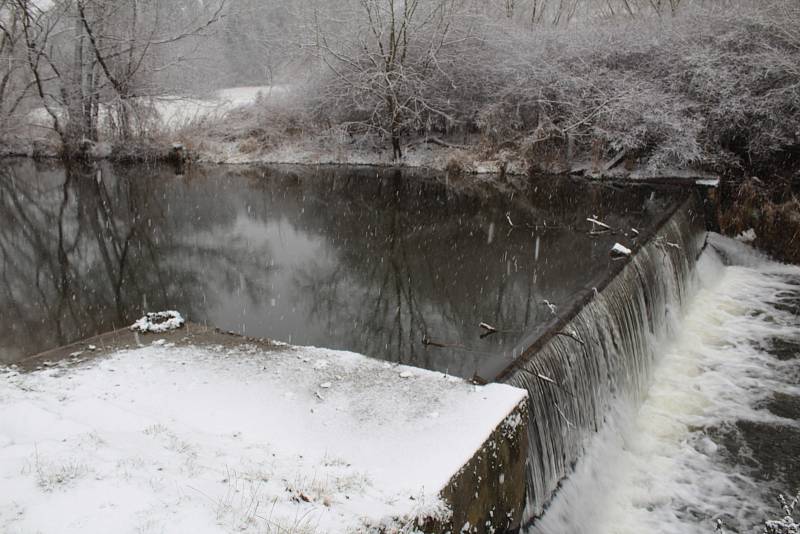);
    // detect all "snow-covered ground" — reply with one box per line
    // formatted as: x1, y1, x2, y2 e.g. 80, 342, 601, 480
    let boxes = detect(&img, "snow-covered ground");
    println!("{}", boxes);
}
0, 341, 526, 533
191, 137, 533, 177
155, 86, 289, 132
25, 86, 288, 134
